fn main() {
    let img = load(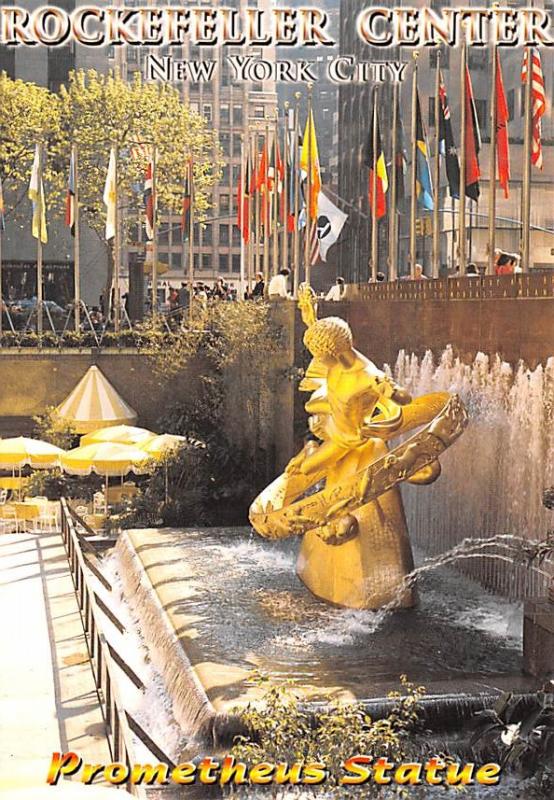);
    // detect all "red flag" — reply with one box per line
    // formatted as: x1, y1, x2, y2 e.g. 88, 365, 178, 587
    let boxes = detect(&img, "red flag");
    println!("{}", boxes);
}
237, 152, 251, 243
495, 50, 510, 199
364, 99, 388, 219
521, 49, 546, 170
257, 144, 269, 227
180, 159, 192, 241
464, 64, 481, 201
